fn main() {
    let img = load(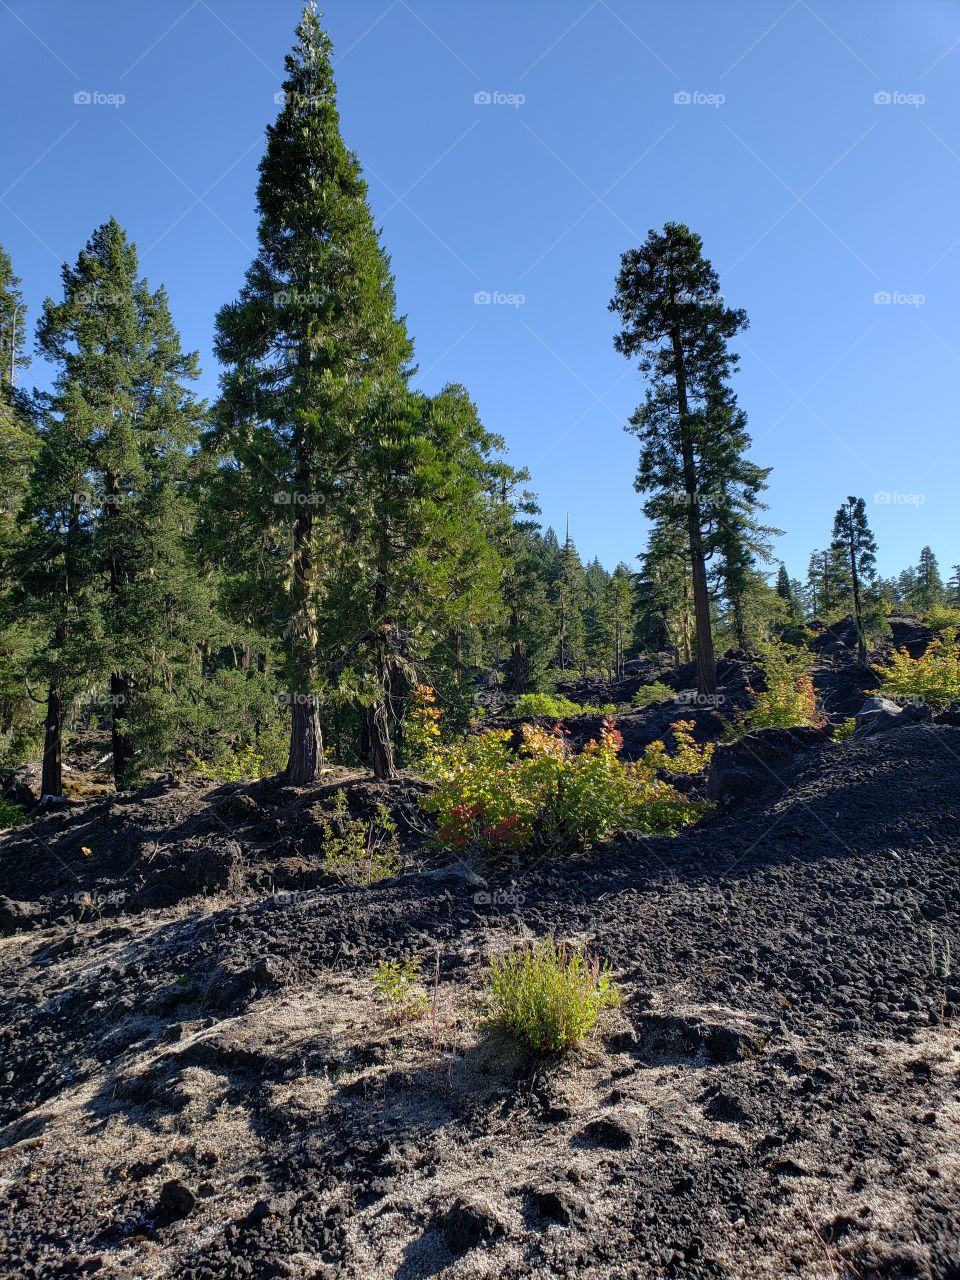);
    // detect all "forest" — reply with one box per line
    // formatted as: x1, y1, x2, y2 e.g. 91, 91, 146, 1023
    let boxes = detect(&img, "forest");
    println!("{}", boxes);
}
1, 6, 957, 803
